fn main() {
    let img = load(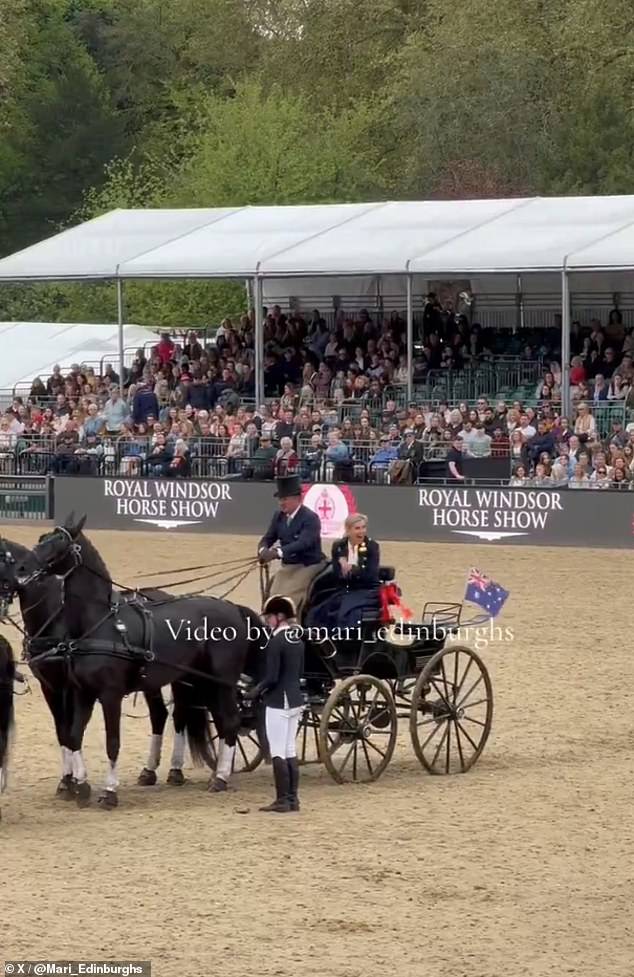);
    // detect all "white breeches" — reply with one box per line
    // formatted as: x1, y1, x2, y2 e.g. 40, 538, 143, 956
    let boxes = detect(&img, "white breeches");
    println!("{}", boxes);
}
265, 706, 303, 759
